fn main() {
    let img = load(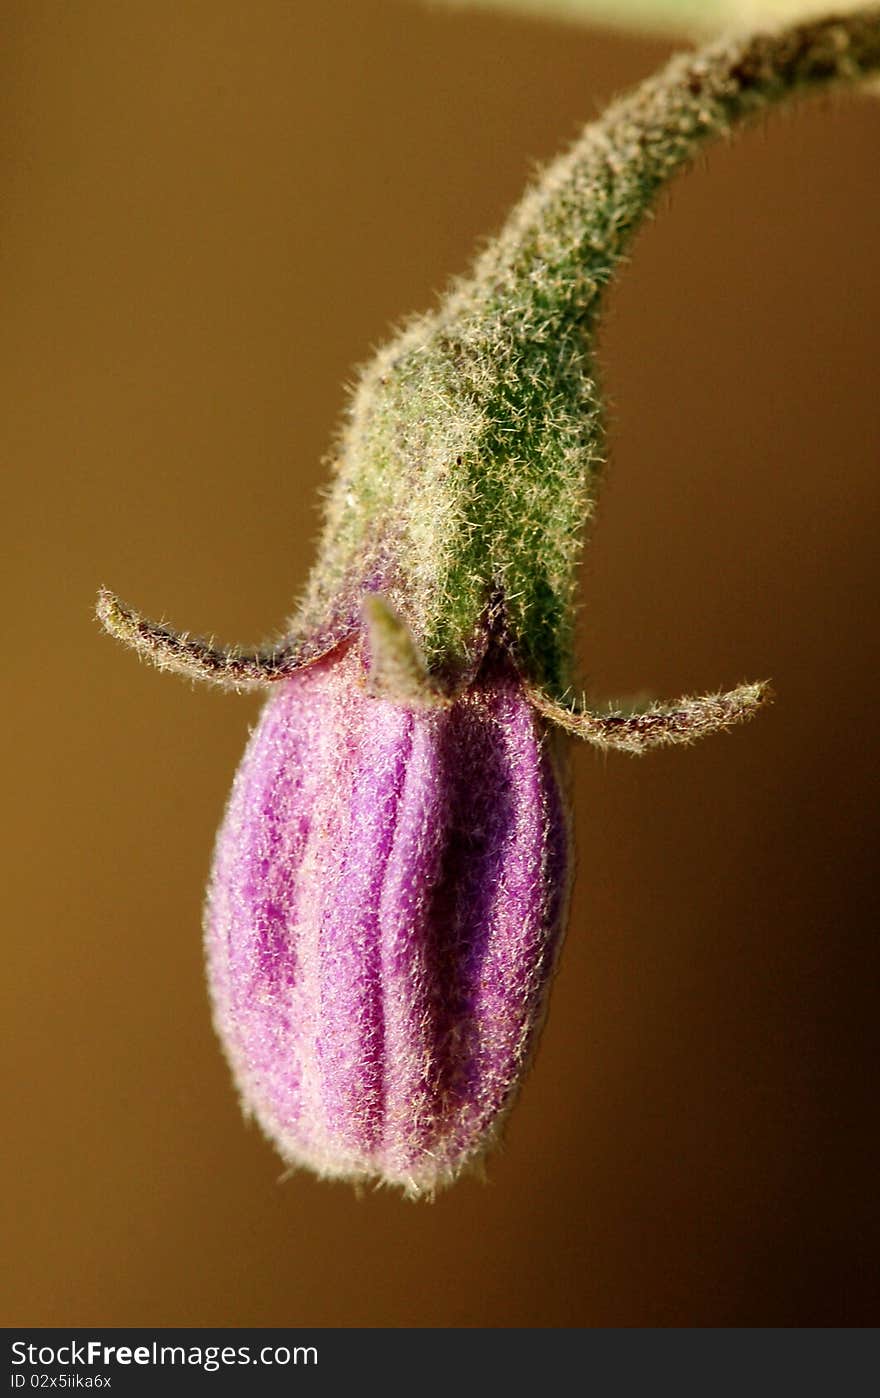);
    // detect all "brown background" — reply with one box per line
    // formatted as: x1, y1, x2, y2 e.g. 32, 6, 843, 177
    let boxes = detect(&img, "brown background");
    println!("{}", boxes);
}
2, 0, 878, 1328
